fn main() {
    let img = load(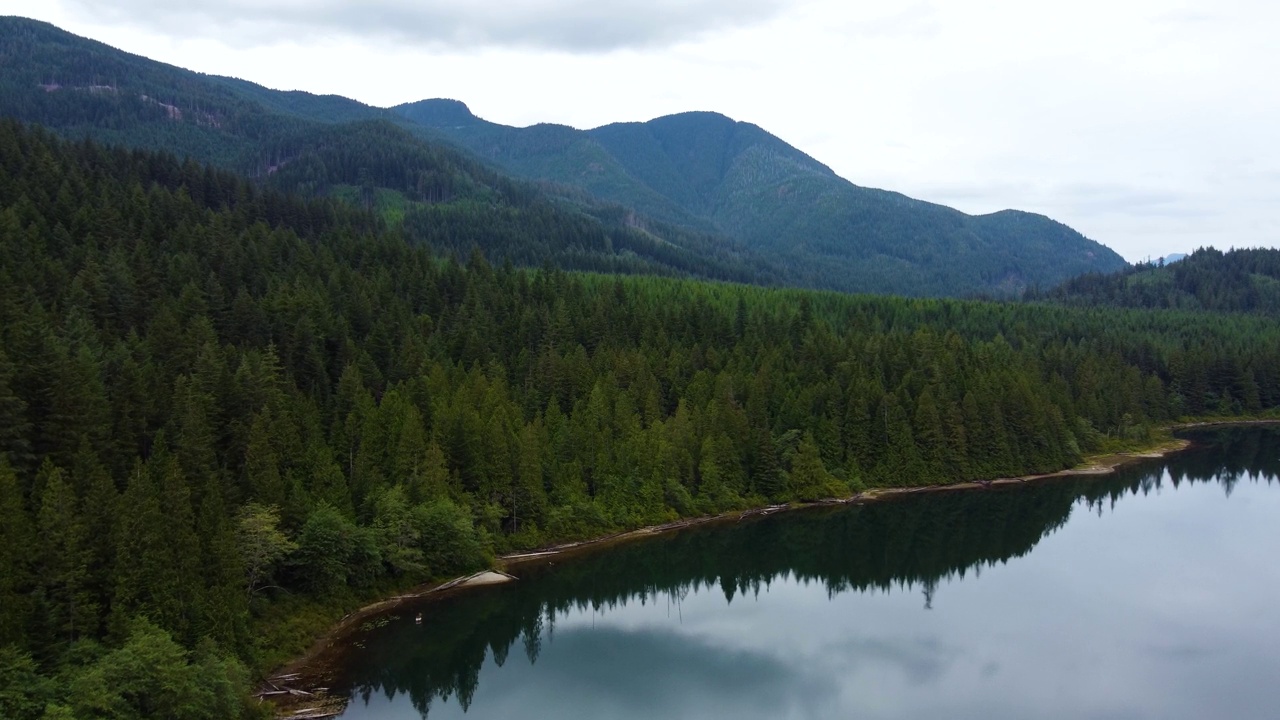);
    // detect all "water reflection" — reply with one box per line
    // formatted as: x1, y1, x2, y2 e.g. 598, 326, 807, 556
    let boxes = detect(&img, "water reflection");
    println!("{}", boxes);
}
337, 427, 1280, 720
